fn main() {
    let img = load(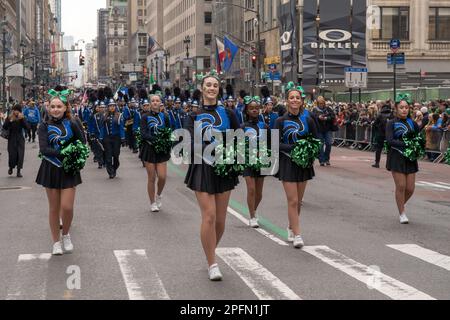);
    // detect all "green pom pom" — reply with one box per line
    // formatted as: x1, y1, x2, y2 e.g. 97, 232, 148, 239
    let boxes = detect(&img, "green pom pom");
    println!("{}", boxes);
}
402, 132, 426, 161
153, 128, 174, 154
60, 140, 90, 175
291, 135, 321, 169
213, 142, 245, 177
135, 128, 142, 148
444, 148, 450, 165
